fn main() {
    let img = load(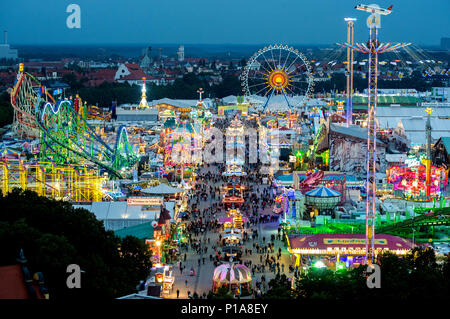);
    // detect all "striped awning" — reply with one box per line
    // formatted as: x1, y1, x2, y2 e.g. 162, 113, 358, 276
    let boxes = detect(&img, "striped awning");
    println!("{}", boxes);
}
305, 186, 341, 197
